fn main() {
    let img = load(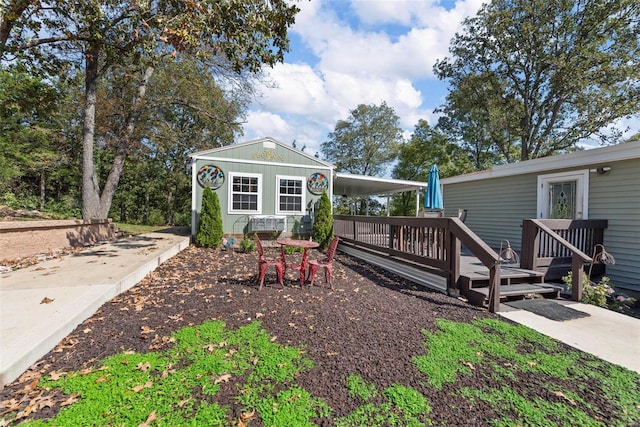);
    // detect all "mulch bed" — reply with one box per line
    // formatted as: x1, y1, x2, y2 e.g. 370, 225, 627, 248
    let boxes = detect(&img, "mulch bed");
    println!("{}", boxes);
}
0, 245, 628, 425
